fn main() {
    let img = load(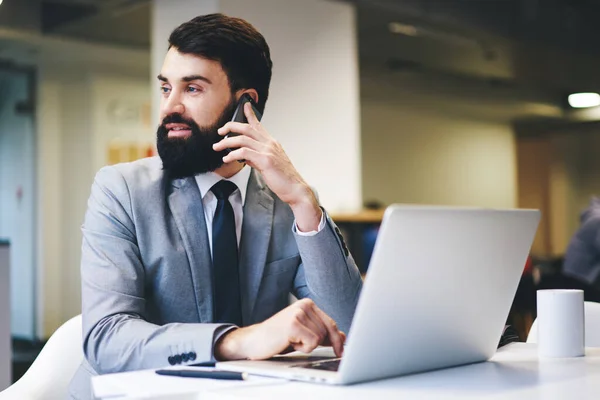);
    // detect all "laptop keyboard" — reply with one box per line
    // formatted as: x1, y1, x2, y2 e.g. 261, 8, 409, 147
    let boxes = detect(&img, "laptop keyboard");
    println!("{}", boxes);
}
293, 358, 341, 372
268, 355, 334, 364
